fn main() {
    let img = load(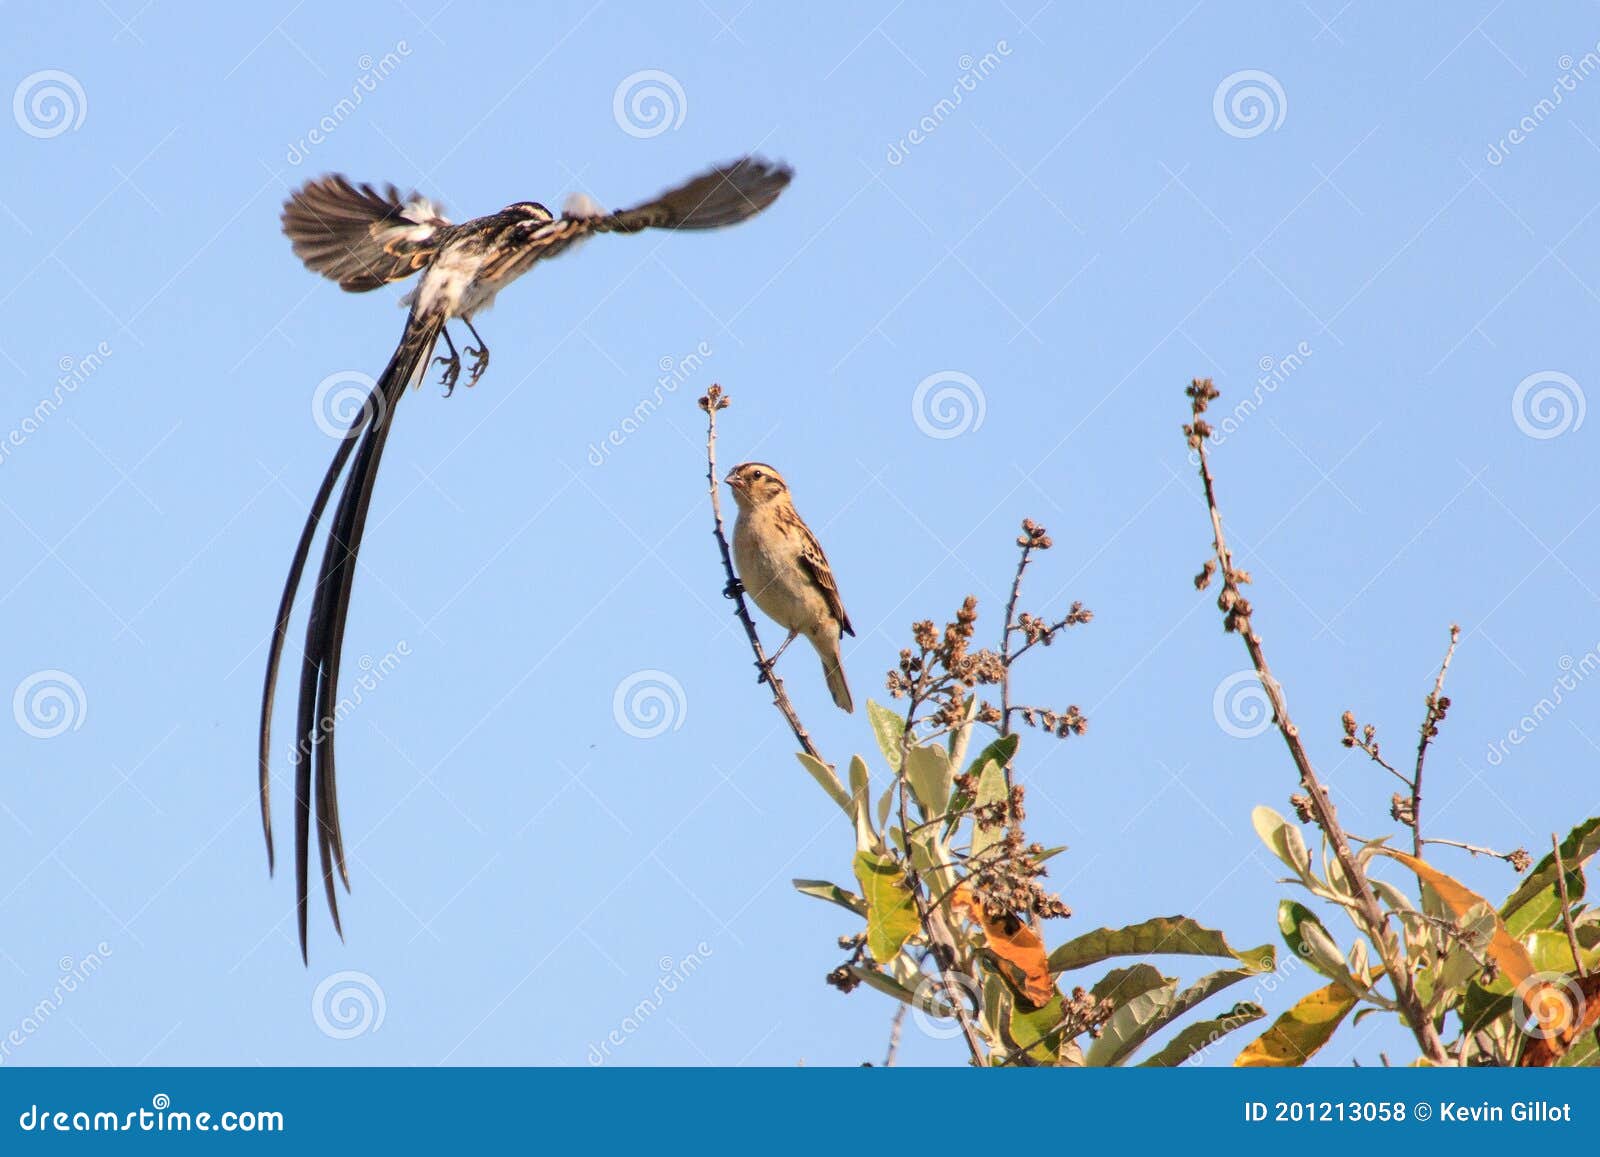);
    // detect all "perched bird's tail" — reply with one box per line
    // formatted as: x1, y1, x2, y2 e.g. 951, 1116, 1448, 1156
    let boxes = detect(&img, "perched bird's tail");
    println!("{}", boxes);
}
817, 638, 854, 714
259, 303, 445, 962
